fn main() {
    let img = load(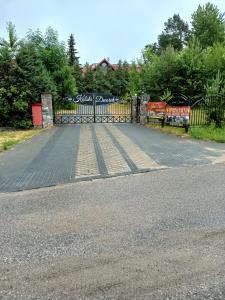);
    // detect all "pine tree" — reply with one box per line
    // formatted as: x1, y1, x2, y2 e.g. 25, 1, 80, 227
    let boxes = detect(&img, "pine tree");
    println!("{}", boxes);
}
68, 34, 79, 66
158, 14, 190, 52
67, 34, 82, 93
